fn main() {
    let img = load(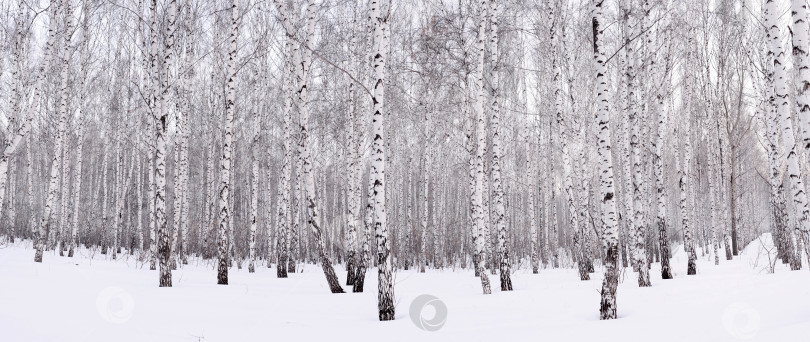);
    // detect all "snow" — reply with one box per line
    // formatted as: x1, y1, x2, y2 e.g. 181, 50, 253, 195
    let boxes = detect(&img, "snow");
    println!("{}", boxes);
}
1, 235, 808, 342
